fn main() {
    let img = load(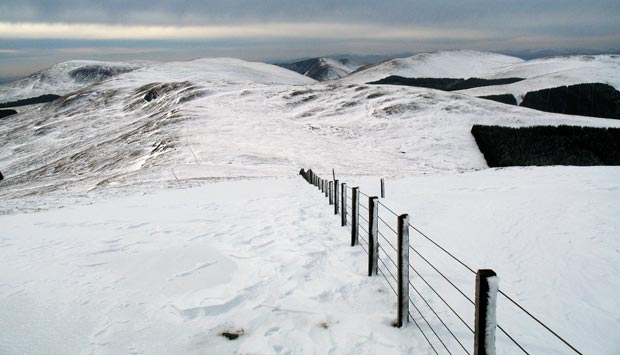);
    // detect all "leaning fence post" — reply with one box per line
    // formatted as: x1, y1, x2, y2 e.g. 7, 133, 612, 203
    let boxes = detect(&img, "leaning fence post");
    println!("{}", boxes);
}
341, 183, 347, 226
351, 187, 359, 246
396, 214, 410, 327
474, 269, 498, 355
381, 178, 385, 198
368, 196, 379, 276
334, 180, 339, 215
